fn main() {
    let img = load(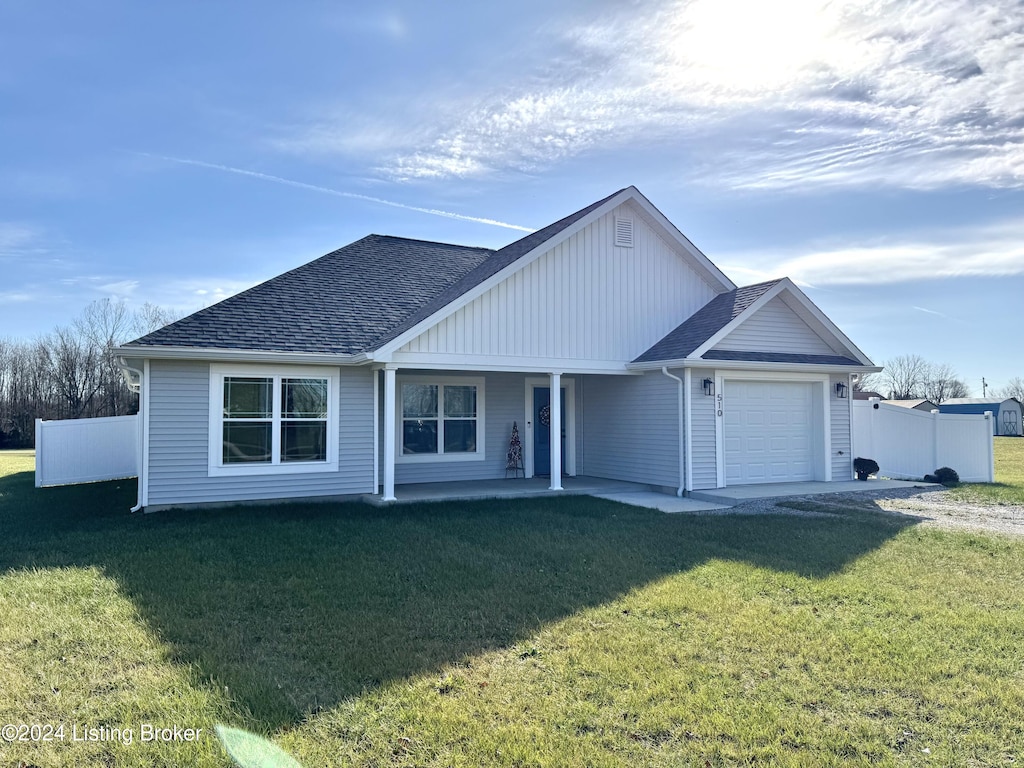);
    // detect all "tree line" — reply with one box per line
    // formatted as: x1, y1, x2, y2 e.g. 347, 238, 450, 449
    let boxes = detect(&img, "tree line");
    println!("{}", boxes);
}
0, 300, 178, 448
858, 354, 1023, 404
